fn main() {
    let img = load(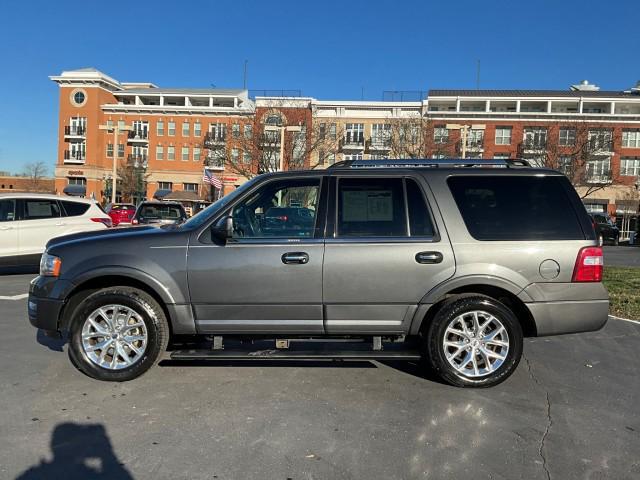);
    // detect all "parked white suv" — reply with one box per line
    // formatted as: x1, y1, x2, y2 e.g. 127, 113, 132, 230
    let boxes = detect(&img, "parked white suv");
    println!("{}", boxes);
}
0, 193, 112, 266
